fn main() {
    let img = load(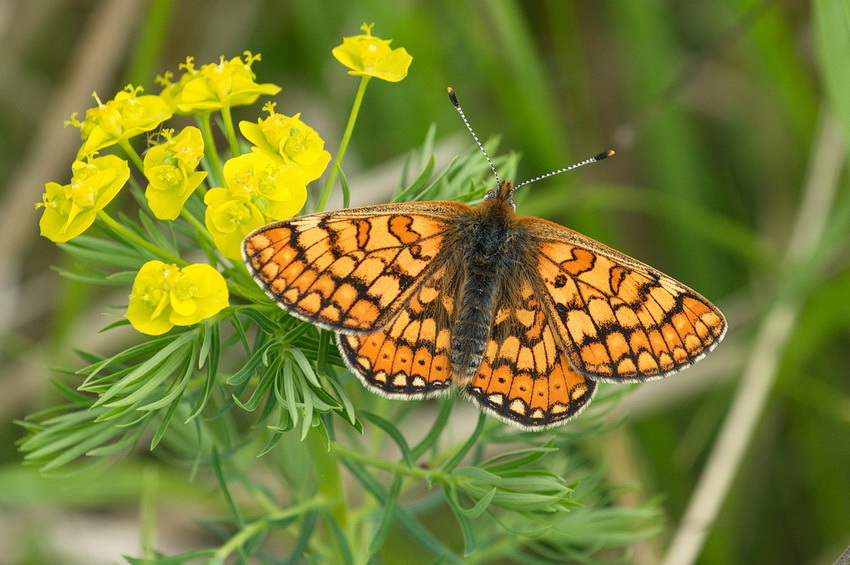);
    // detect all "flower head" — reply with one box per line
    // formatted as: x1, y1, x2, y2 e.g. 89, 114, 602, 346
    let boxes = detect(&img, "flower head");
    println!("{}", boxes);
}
143, 126, 208, 220
332, 23, 412, 82
37, 155, 130, 242
157, 52, 281, 113
204, 153, 307, 259
67, 86, 172, 157
239, 103, 331, 183
126, 261, 229, 335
